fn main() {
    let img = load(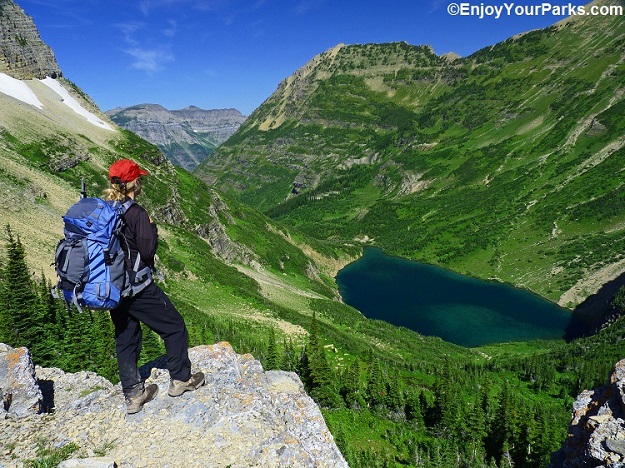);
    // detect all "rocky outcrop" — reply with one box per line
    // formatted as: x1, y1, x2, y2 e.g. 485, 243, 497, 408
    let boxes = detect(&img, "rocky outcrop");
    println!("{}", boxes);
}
195, 190, 259, 267
105, 105, 247, 171
554, 359, 625, 467
0, 0, 62, 79
0, 342, 348, 467
0, 343, 42, 418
